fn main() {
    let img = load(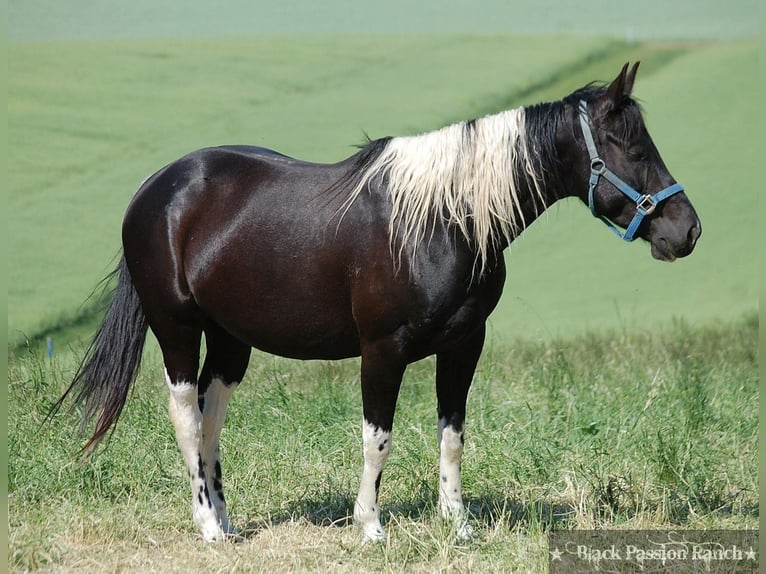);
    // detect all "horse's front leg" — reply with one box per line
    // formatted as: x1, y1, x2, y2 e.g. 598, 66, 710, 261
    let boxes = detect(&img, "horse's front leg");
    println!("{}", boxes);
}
354, 339, 407, 543
435, 326, 485, 540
